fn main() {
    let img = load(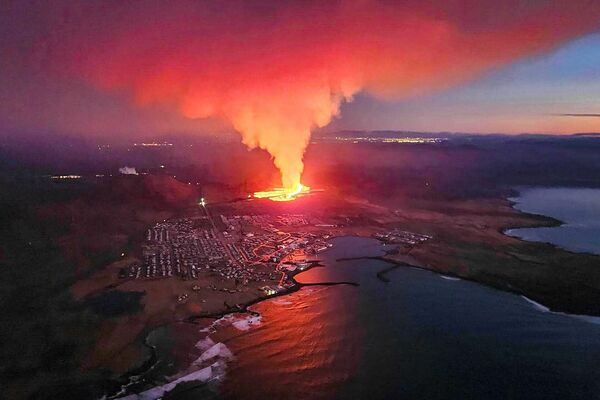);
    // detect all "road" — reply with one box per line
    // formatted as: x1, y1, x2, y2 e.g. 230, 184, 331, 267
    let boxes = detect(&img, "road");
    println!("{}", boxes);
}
200, 203, 241, 267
